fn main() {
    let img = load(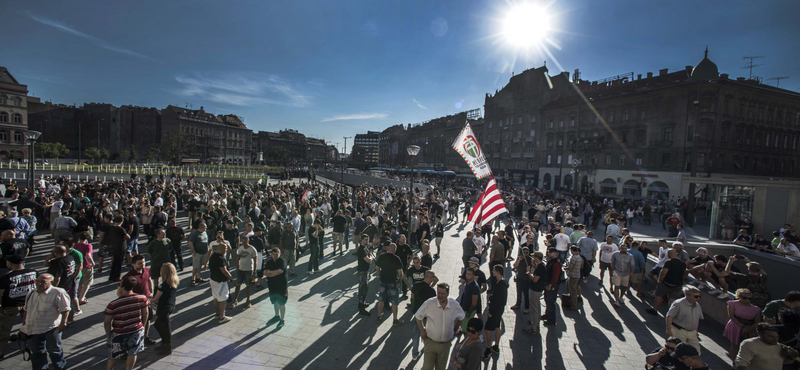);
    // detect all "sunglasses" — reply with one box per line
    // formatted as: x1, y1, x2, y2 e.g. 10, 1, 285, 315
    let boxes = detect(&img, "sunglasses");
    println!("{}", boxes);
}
691, 295, 701, 299
740, 296, 751, 300
467, 328, 479, 334
665, 346, 676, 351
